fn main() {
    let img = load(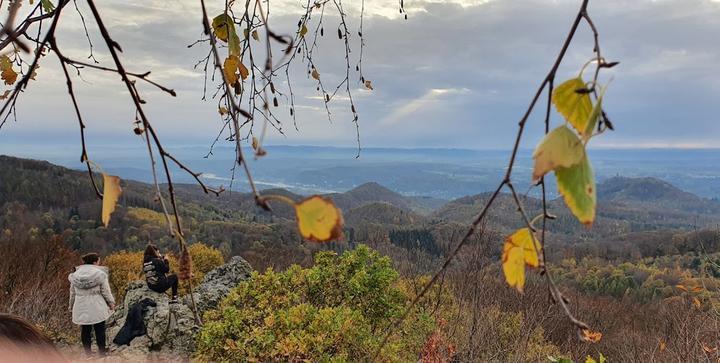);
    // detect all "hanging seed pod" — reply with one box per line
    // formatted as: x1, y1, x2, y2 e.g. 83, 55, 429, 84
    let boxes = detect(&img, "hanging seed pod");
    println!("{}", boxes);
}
290, 107, 294, 116
325, 93, 330, 102
273, 97, 279, 107
338, 28, 343, 39
270, 82, 276, 94
321, 27, 324, 36
179, 248, 192, 281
